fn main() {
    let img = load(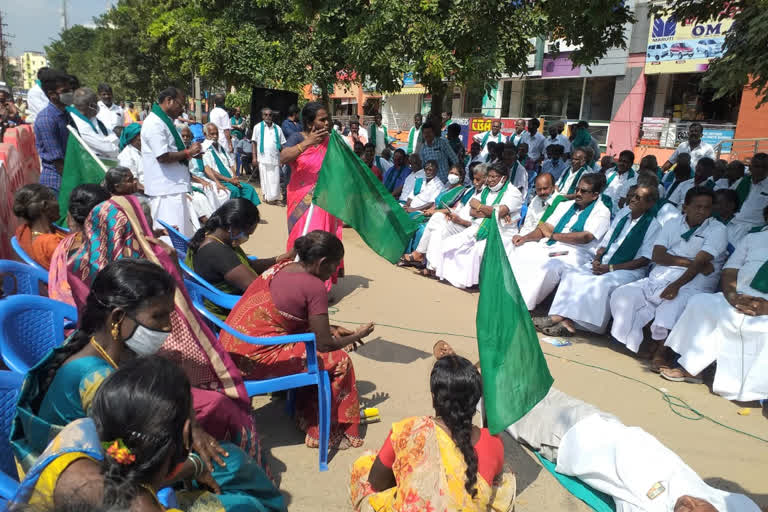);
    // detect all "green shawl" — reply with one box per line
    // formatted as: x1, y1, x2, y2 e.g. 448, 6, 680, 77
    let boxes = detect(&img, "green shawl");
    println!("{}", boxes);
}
476, 180, 510, 241
599, 210, 656, 264
546, 199, 597, 246
151, 102, 187, 164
